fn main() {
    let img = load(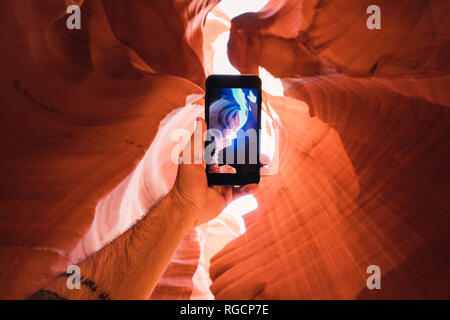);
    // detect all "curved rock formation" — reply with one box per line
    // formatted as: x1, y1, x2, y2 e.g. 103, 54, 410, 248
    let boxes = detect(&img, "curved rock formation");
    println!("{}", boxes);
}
0, 0, 210, 299
228, 0, 450, 78
210, 0, 450, 299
